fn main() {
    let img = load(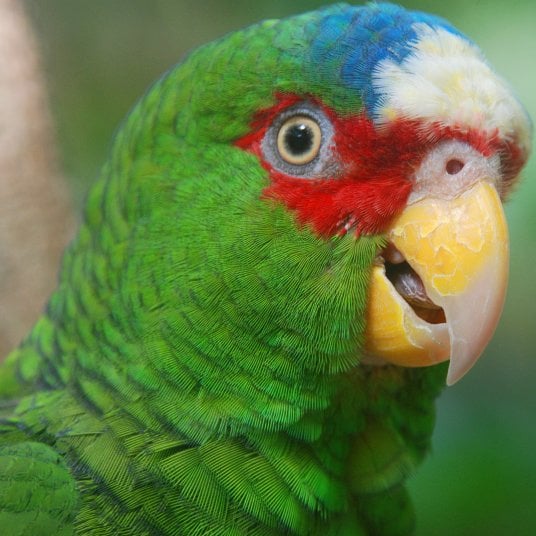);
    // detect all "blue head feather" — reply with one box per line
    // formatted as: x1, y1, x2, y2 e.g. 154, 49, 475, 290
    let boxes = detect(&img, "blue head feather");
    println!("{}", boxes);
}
308, 3, 467, 114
